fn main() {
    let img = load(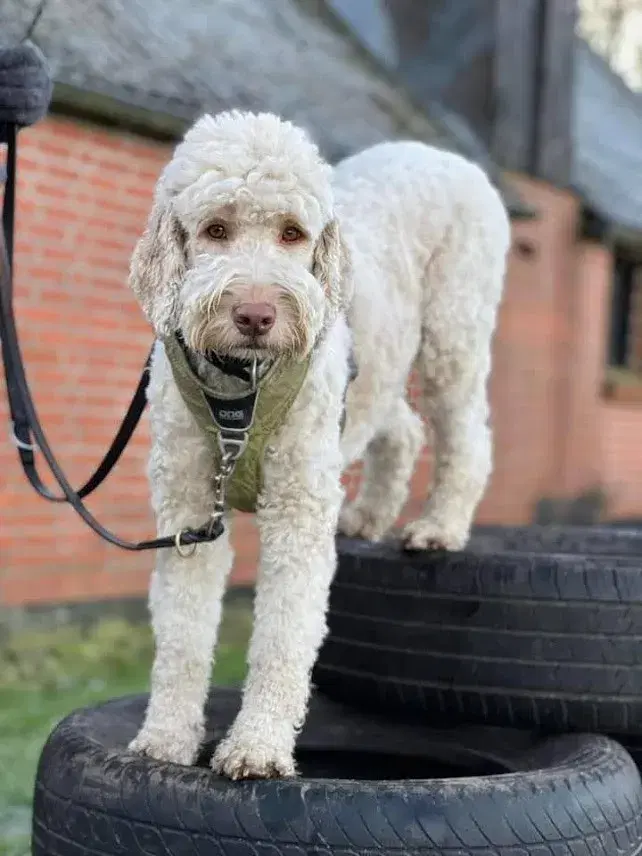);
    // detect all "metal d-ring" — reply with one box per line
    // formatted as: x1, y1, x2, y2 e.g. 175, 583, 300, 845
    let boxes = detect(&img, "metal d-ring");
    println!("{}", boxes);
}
175, 529, 197, 558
